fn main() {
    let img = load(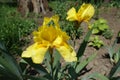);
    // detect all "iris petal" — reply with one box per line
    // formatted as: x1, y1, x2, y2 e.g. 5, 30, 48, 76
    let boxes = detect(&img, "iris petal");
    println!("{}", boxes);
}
78, 3, 95, 22
56, 44, 77, 62
43, 15, 60, 28
31, 47, 48, 64
43, 17, 50, 26
66, 7, 78, 21
22, 43, 48, 64
22, 43, 39, 58
53, 36, 62, 47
